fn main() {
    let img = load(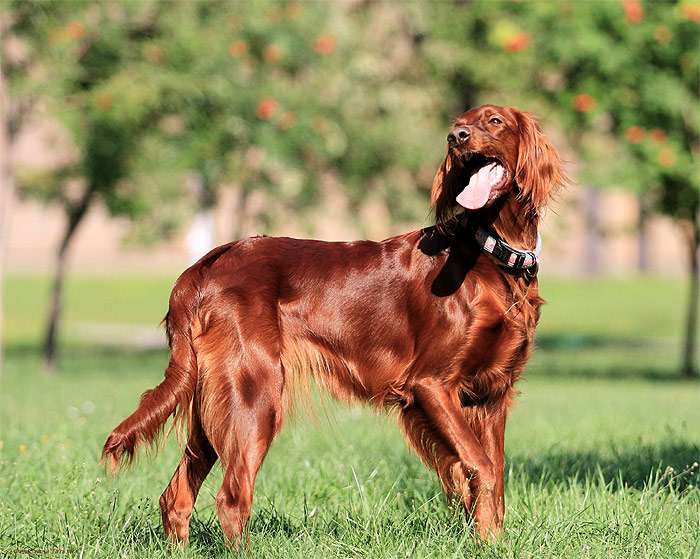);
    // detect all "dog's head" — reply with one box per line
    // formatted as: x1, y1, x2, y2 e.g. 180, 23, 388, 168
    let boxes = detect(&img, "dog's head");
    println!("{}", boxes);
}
431, 105, 564, 225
